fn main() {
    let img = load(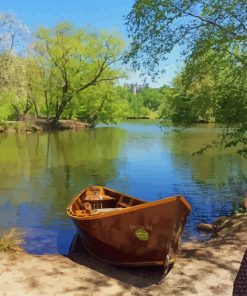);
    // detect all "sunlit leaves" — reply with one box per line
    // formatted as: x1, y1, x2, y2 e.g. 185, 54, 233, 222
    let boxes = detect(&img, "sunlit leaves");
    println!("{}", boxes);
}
125, 0, 247, 75
126, 0, 247, 156
33, 23, 125, 125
